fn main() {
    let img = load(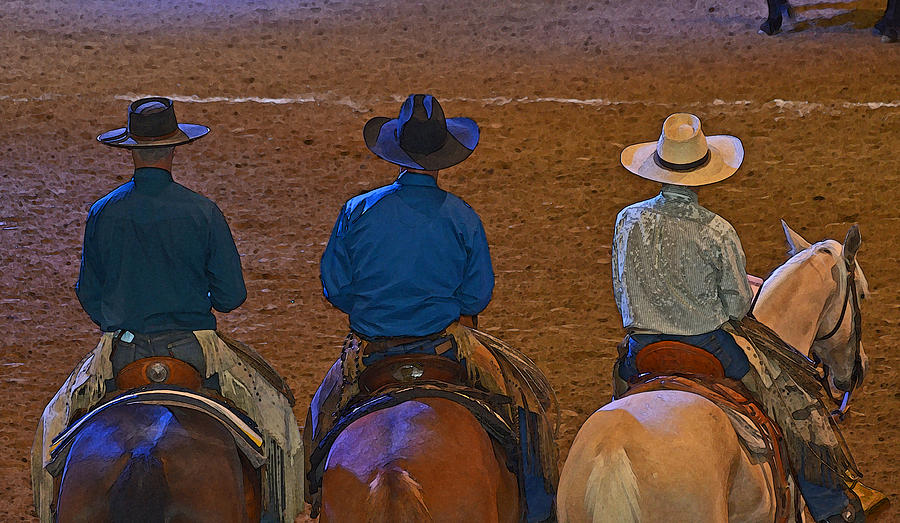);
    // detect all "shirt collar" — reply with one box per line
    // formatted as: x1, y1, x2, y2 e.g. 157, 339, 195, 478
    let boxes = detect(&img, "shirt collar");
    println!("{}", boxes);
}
660, 184, 698, 203
133, 167, 174, 183
396, 170, 438, 187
